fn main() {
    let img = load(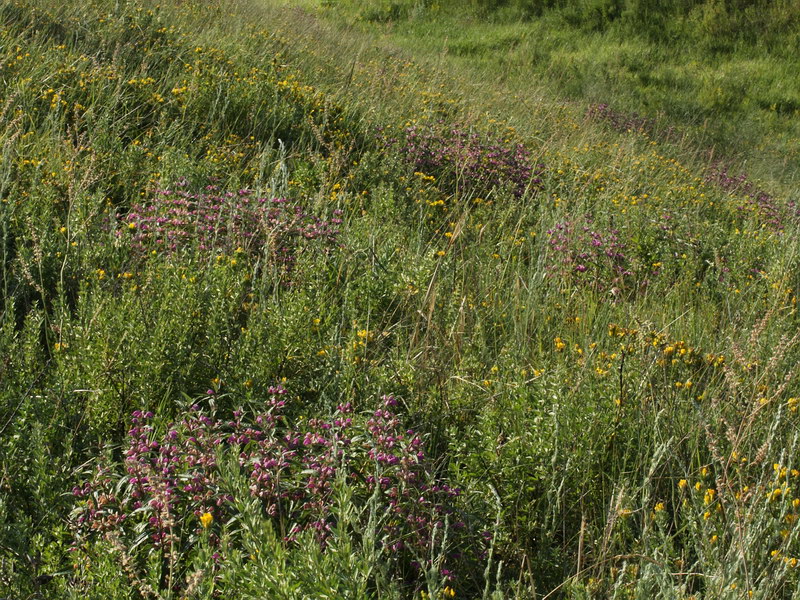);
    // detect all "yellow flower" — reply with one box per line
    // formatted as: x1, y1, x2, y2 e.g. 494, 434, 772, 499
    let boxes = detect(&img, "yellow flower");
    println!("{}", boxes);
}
678, 479, 688, 490
200, 512, 213, 528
